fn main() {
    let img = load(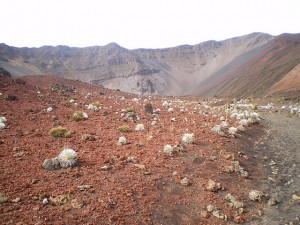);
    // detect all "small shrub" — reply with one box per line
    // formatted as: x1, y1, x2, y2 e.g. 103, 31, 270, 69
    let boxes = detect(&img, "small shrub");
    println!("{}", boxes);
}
117, 125, 130, 132
72, 111, 88, 122
163, 144, 173, 154
125, 107, 135, 113
135, 124, 145, 131
182, 133, 194, 144
168, 108, 174, 113
91, 101, 101, 108
58, 148, 78, 168
118, 136, 128, 145
49, 126, 71, 138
